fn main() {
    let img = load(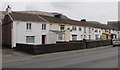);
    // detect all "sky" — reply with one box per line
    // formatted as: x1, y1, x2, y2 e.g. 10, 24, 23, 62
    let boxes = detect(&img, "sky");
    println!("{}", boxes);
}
0, 0, 119, 24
